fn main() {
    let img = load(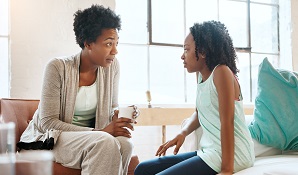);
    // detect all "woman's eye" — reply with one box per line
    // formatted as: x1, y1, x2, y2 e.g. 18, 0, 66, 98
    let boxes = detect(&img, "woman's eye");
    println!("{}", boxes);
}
107, 43, 112, 46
